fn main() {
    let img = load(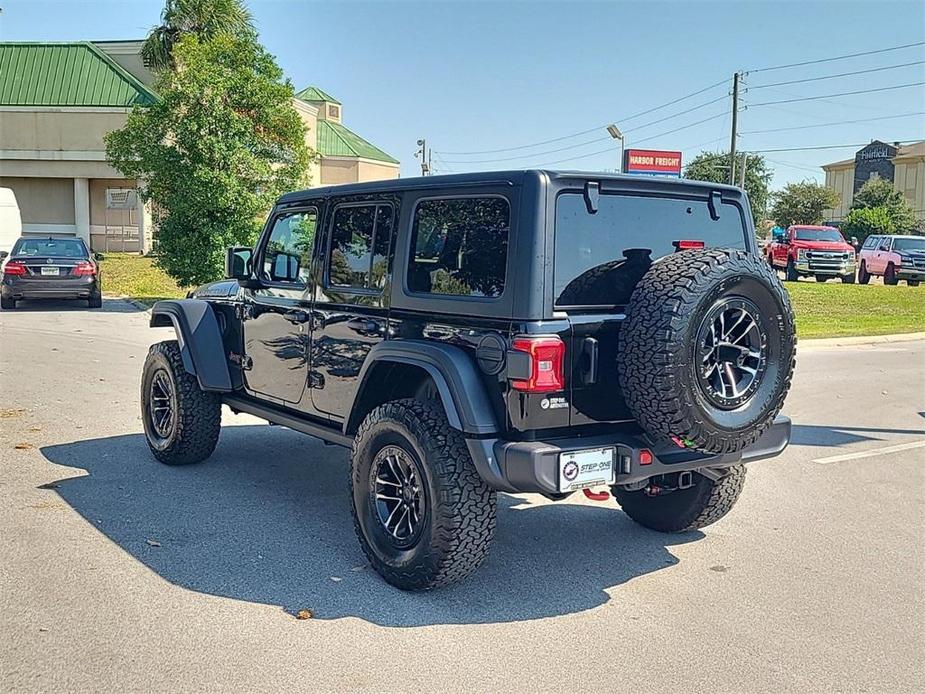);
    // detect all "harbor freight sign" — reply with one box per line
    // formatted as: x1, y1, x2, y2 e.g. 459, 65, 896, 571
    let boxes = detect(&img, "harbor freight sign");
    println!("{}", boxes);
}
623, 149, 683, 177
